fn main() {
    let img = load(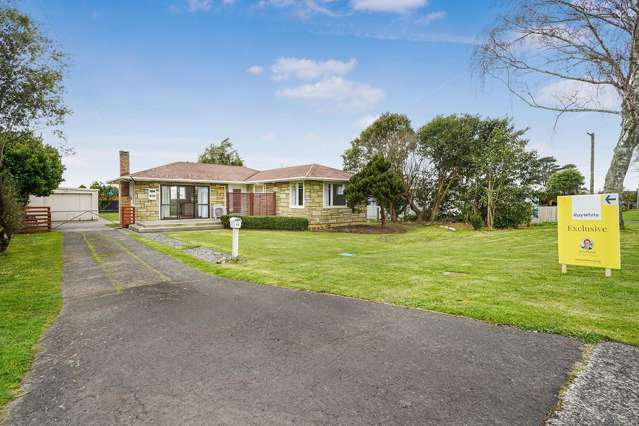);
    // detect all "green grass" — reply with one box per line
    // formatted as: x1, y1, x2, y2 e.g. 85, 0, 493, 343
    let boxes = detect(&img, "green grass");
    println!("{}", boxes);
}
99, 212, 119, 222
624, 209, 639, 222
0, 233, 63, 411
135, 222, 639, 346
